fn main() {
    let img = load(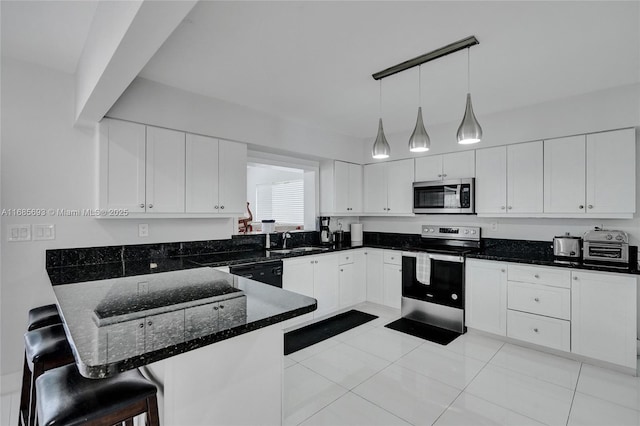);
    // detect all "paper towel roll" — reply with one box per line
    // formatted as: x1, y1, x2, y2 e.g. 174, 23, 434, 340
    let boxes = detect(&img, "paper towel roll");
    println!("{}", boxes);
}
350, 223, 363, 245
